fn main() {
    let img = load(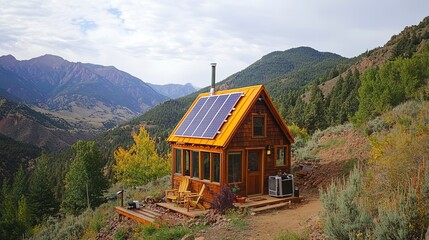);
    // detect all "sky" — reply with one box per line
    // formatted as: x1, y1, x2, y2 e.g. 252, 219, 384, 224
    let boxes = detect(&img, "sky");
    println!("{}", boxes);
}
1, 1, 428, 88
